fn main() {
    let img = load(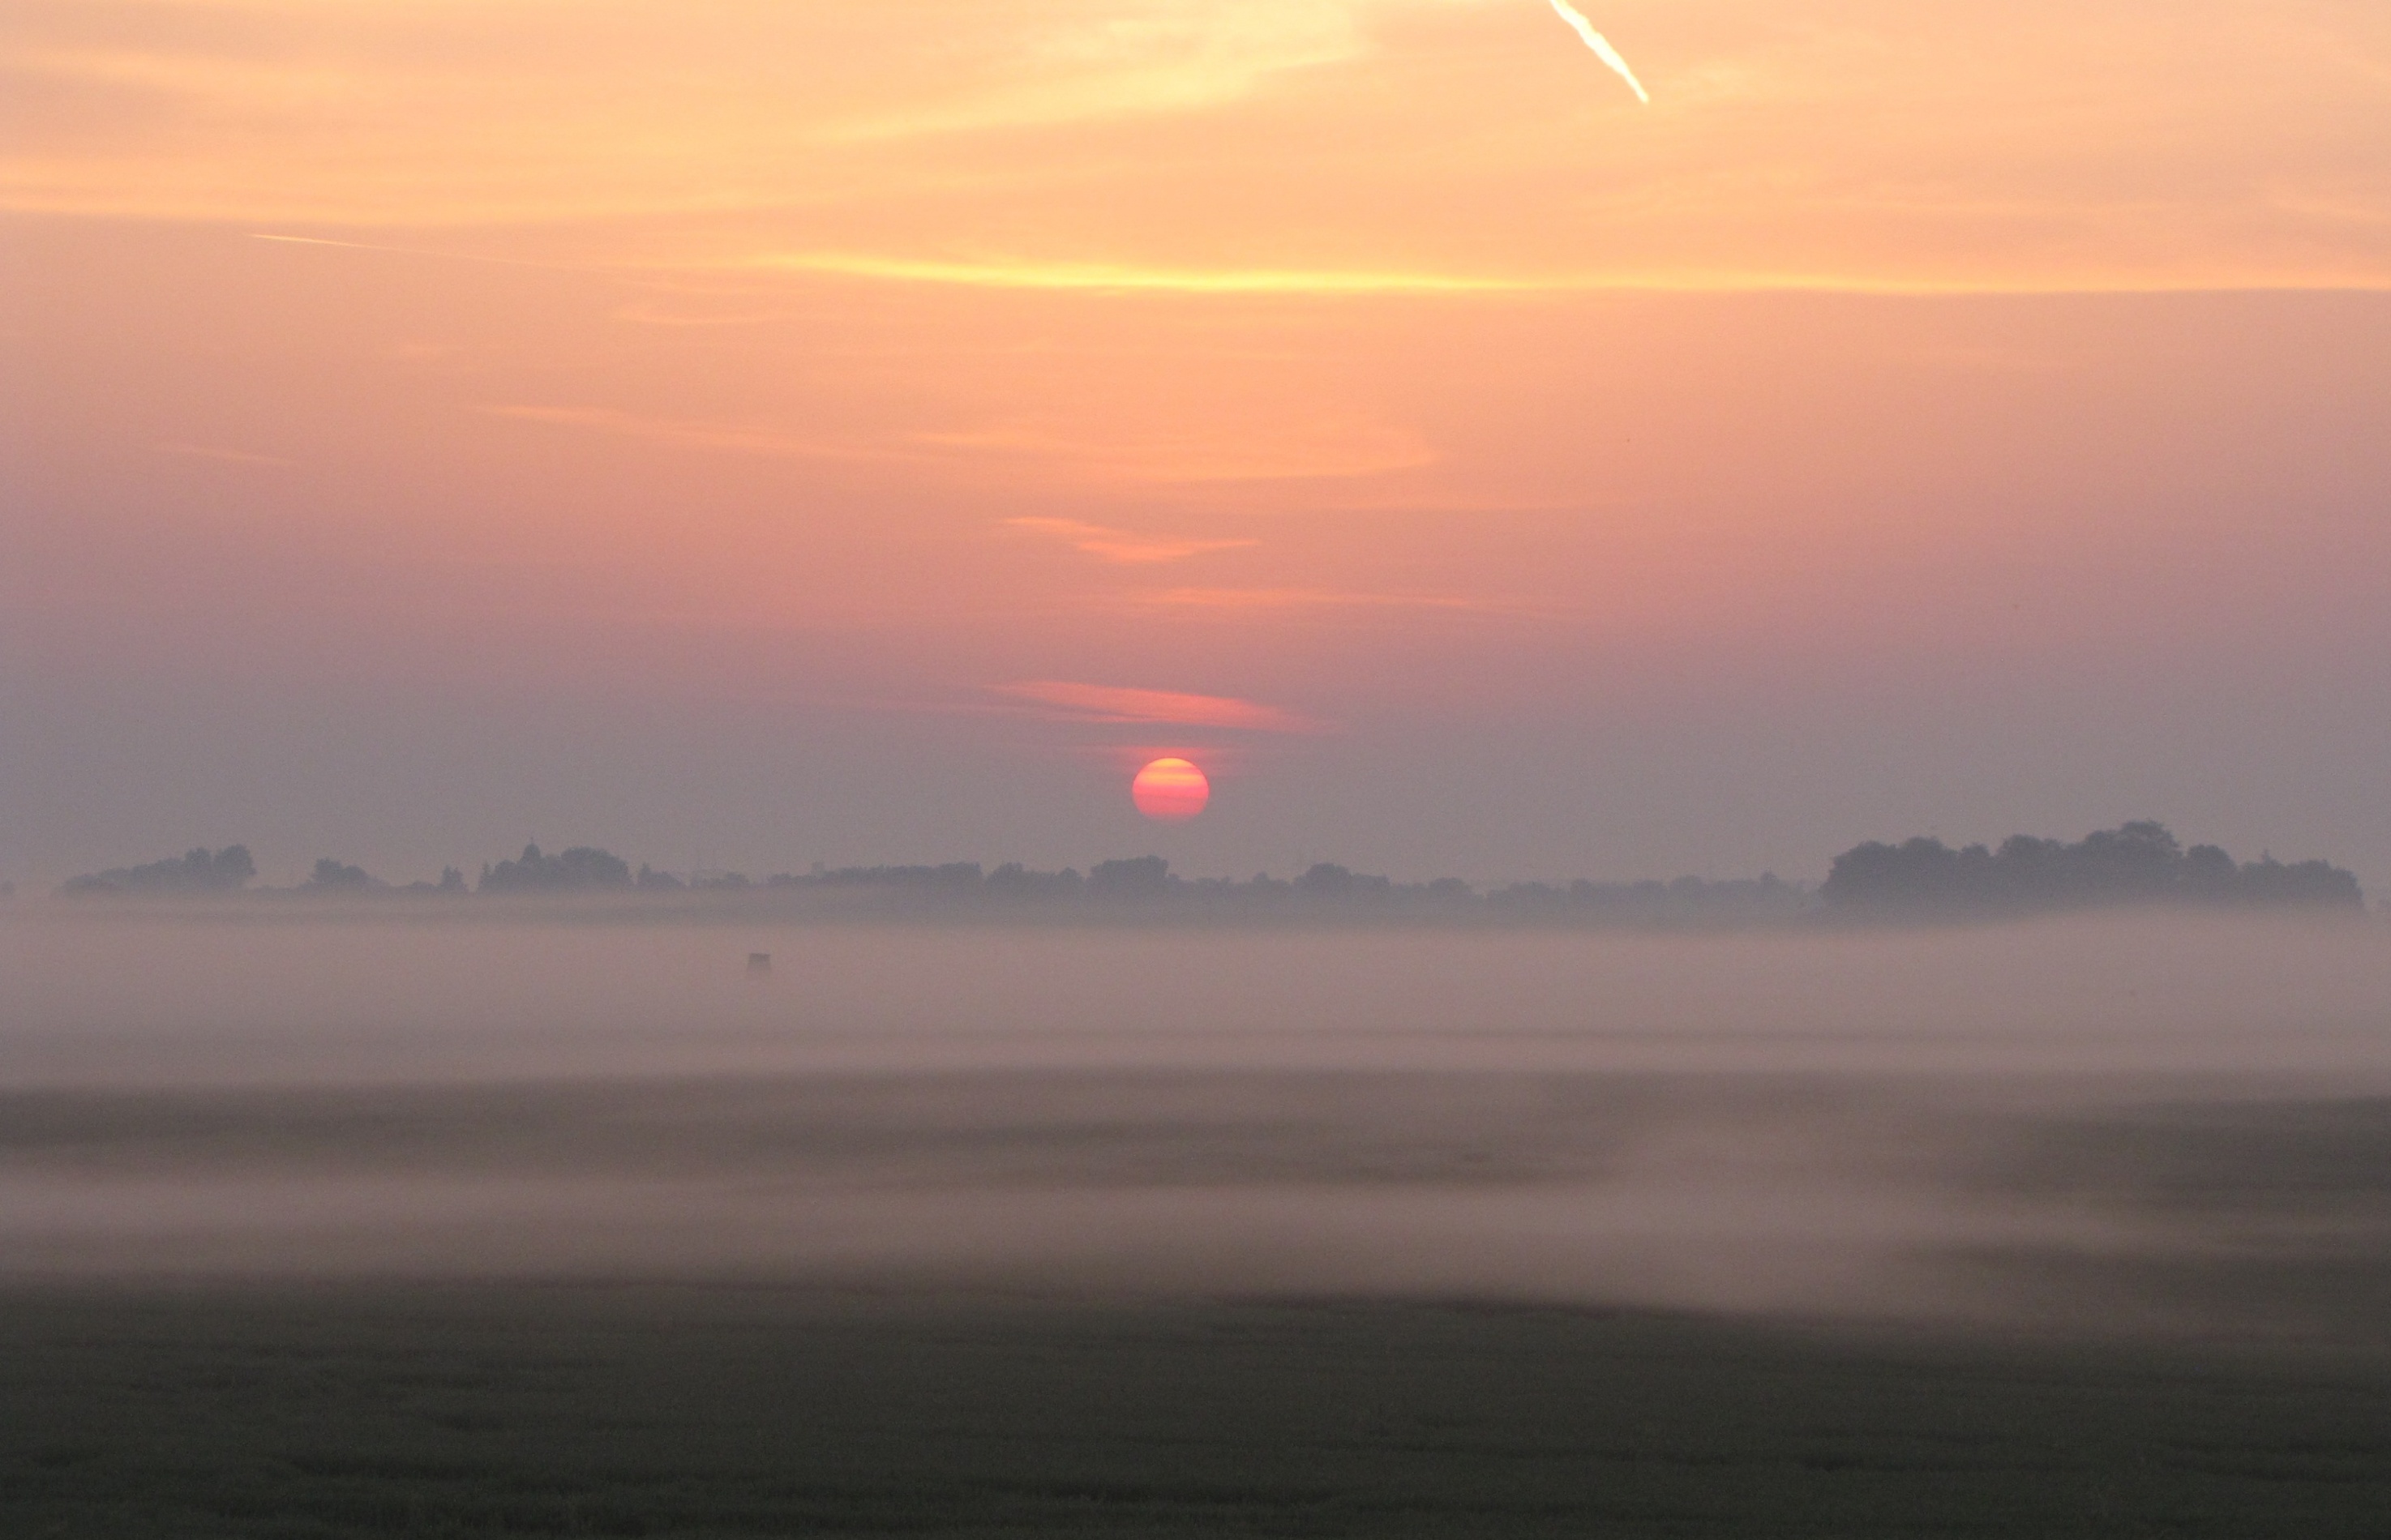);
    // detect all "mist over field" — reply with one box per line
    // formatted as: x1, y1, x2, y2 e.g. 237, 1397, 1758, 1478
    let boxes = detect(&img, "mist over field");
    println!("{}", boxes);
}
5, 909, 2387, 1344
